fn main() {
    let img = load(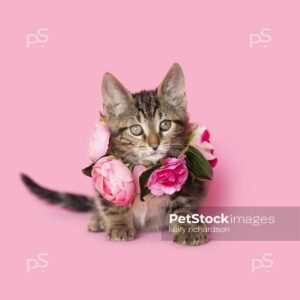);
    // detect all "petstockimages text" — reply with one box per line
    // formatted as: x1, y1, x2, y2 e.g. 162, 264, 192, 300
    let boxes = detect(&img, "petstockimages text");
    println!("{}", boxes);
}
169, 213, 276, 227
